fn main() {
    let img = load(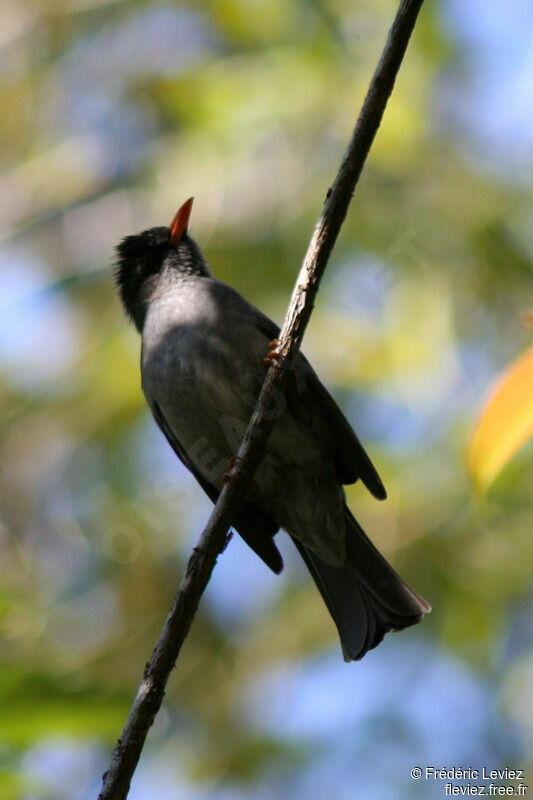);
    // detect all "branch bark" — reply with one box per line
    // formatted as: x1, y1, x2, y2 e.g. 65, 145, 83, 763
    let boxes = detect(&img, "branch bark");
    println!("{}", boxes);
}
97, 1, 425, 797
